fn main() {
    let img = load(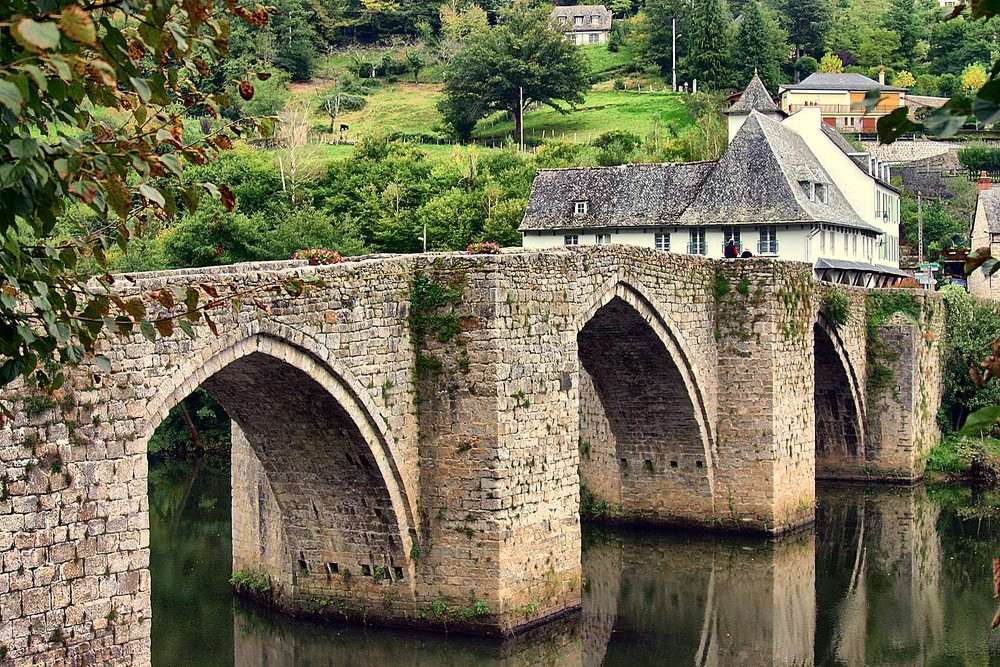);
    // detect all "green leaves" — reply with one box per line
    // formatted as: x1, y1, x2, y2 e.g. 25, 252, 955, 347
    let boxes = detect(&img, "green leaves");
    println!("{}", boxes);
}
13, 18, 61, 52
960, 405, 1000, 436
59, 6, 96, 45
875, 107, 915, 143
0, 80, 24, 113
